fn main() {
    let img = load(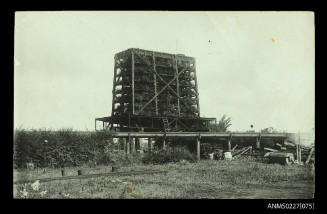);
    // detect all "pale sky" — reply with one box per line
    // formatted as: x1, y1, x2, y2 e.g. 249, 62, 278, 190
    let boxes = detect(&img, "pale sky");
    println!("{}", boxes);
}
14, 11, 315, 133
